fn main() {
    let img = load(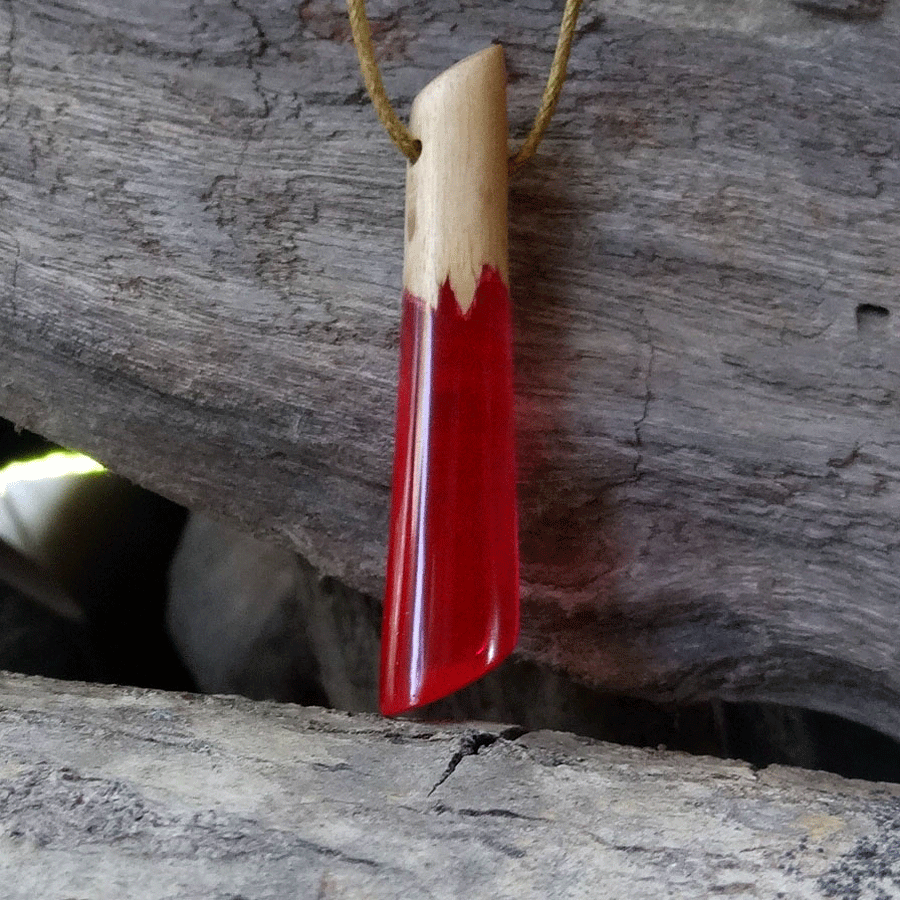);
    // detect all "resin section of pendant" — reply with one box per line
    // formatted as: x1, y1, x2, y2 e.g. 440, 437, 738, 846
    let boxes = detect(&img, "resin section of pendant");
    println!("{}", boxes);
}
380, 265, 520, 716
